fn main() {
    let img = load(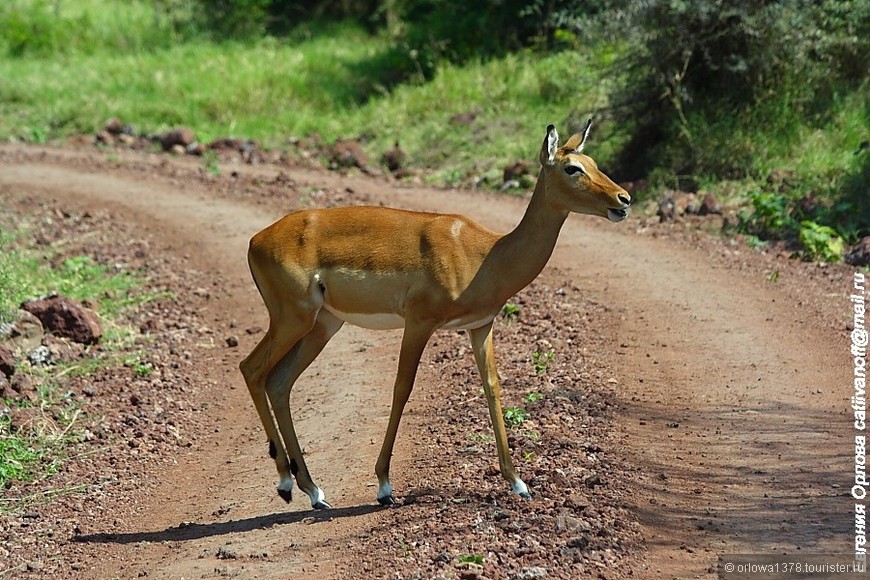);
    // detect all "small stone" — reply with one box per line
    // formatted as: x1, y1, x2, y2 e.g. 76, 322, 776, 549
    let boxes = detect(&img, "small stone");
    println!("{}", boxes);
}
584, 473, 603, 488
226, 336, 239, 348
104, 118, 124, 134
846, 237, 870, 267
565, 493, 590, 511
513, 567, 548, 580
216, 546, 238, 560
161, 128, 197, 151
0, 345, 15, 377
27, 345, 53, 366
21, 294, 101, 345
